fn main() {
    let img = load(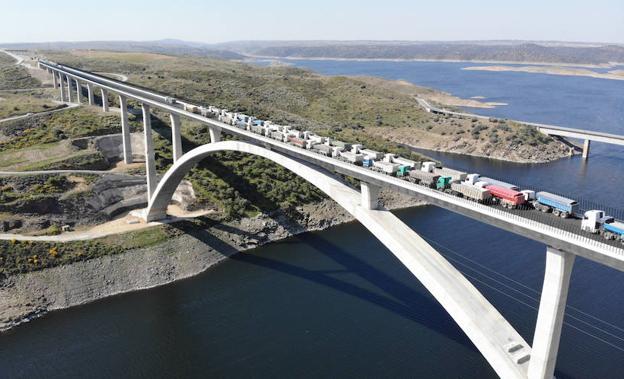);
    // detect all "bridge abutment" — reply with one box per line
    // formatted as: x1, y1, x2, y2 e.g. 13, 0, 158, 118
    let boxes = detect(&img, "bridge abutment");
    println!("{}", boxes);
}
119, 96, 133, 164
361, 182, 380, 210
142, 104, 157, 200
528, 246, 575, 379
